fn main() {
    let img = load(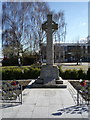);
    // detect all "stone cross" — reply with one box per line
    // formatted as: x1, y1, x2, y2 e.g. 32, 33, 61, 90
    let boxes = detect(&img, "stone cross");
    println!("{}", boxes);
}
42, 14, 58, 65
